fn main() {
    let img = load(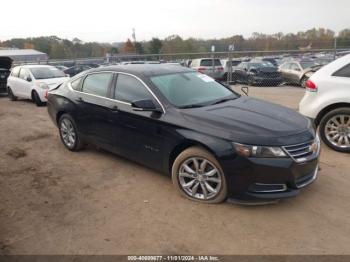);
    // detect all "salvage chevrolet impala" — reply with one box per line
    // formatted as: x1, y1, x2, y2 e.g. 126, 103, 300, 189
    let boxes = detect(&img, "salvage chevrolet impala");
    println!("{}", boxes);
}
47, 64, 320, 204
